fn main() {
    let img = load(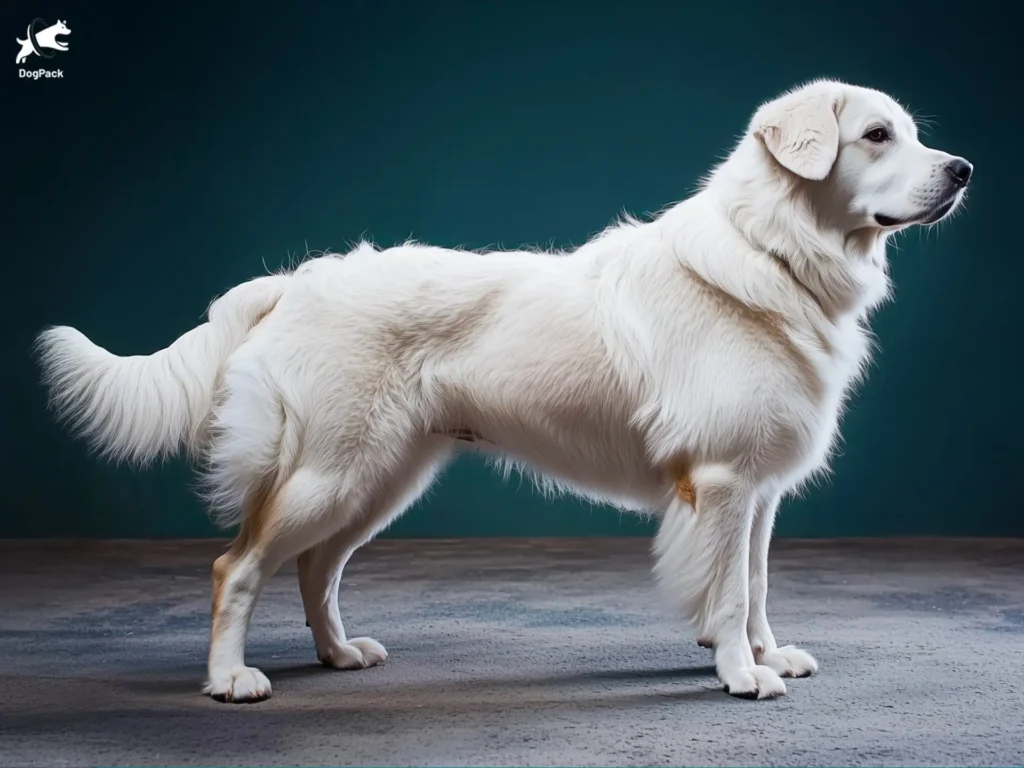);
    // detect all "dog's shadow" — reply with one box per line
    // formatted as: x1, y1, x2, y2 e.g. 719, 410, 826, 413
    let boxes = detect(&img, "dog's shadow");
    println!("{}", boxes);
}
117, 659, 729, 720
272, 659, 720, 688
119, 662, 723, 709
